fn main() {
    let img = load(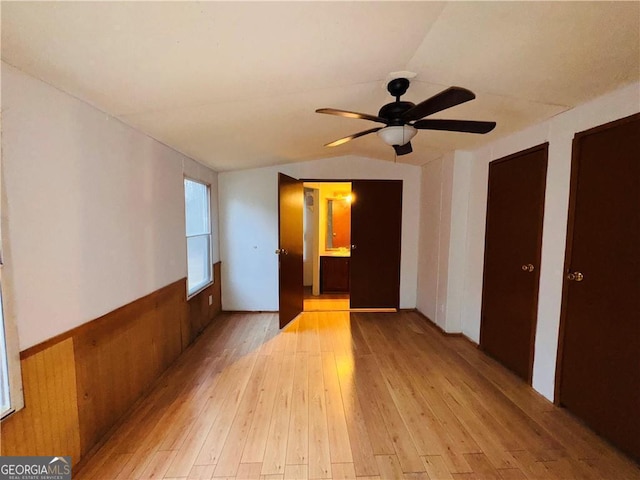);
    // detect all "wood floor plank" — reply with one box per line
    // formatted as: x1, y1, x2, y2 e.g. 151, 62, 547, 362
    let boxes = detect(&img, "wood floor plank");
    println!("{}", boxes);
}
329, 463, 356, 480
358, 354, 425, 473
374, 454, 405, 479
376, 352, 448, 456
257, 313, 281, 356
321, 352, 354, 464
162, 354, 239, 477
350, 355, 395, 456
214, 359, 270, 477
282, 318, 300, 354
194, 352, 261, 466
380, 352, 474, 474
76, 452, 132, 480
72, 311, 640, 480
463, 453, 501, 480
187, 464, 215, 479
297, 312, 321, 354
423, 455, 455, 480
308, 354, 332, 479
403, 473, 432, 480
158, 348, 245, 451
235, 462, 263, 479
261, 354, 296, 475
241, 353, 285, 464
283, 464, 309, 480
497, 468, 528, 480
138, 450, 177, 479
506, 450, 552, 480
335, 353, 379, 477
285, 353, 310, 466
